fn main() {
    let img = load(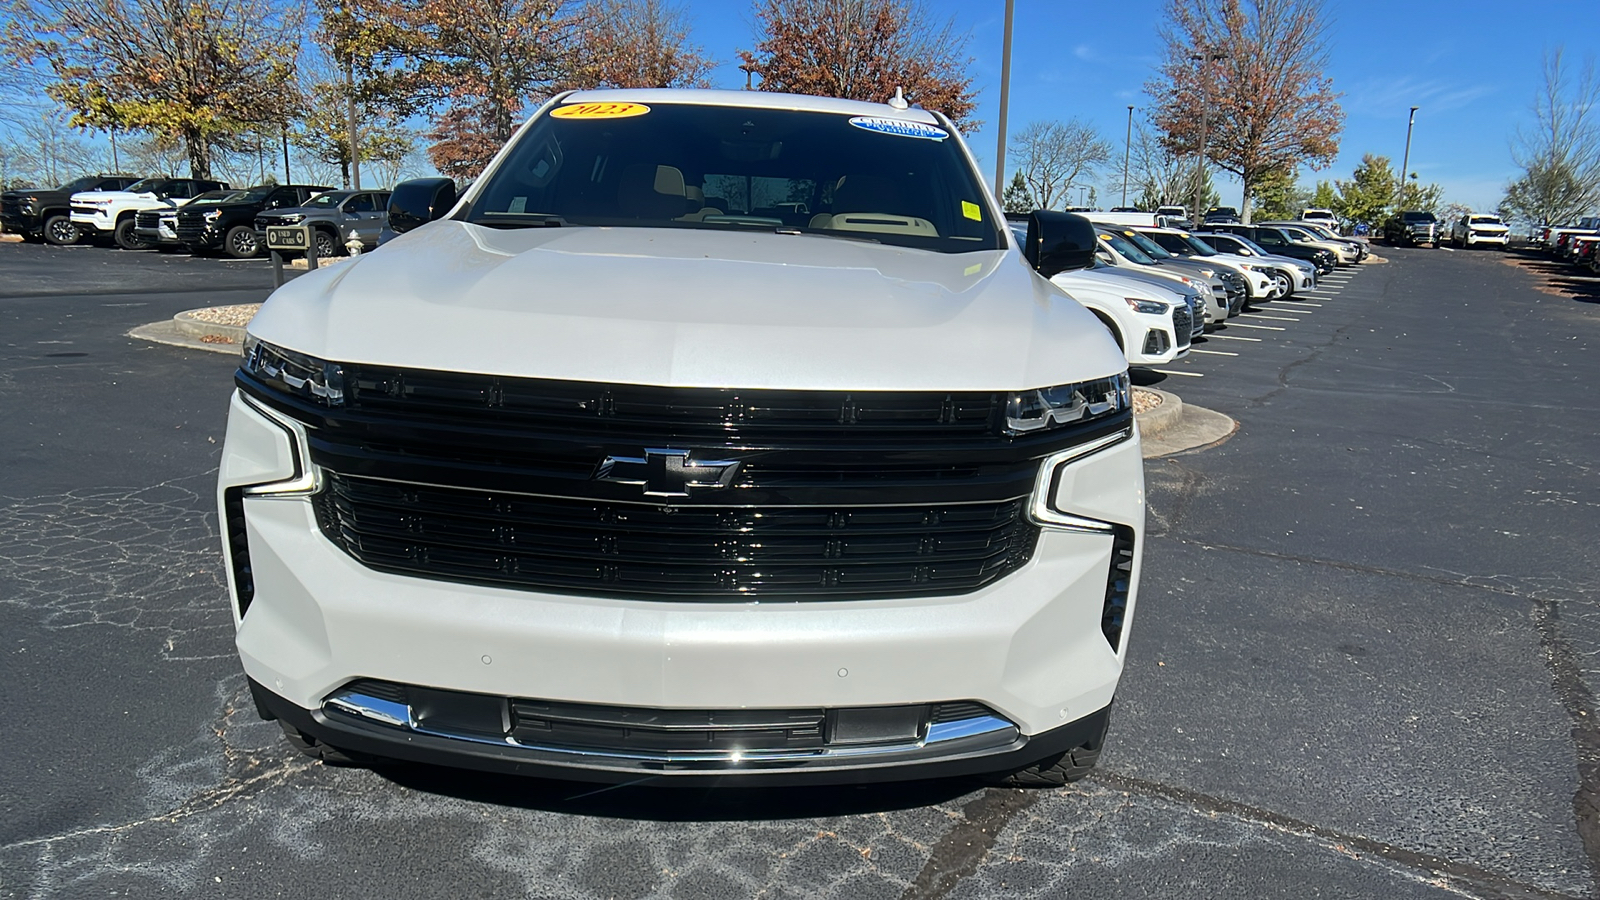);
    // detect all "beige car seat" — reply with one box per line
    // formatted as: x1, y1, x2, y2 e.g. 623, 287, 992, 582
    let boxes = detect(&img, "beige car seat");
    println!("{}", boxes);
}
617, 164, 691, 219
